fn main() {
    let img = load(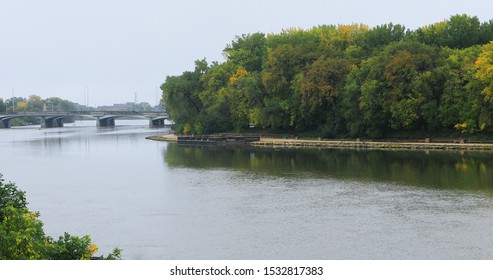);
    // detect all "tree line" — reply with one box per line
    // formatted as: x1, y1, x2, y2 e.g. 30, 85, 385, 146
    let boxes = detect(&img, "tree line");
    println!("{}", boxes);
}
0, 95, 93, 126
161, 14, 493, 138
0, 95, 88, 114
